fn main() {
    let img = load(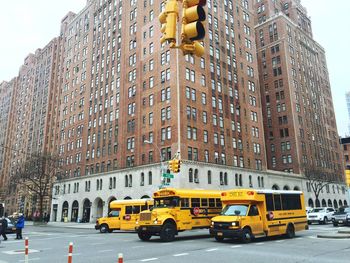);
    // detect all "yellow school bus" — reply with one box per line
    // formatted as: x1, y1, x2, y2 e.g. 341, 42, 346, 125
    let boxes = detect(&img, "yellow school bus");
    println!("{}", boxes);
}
95, 199, 153, 233
136, 188, 222, 242
210, 189, 307, 243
